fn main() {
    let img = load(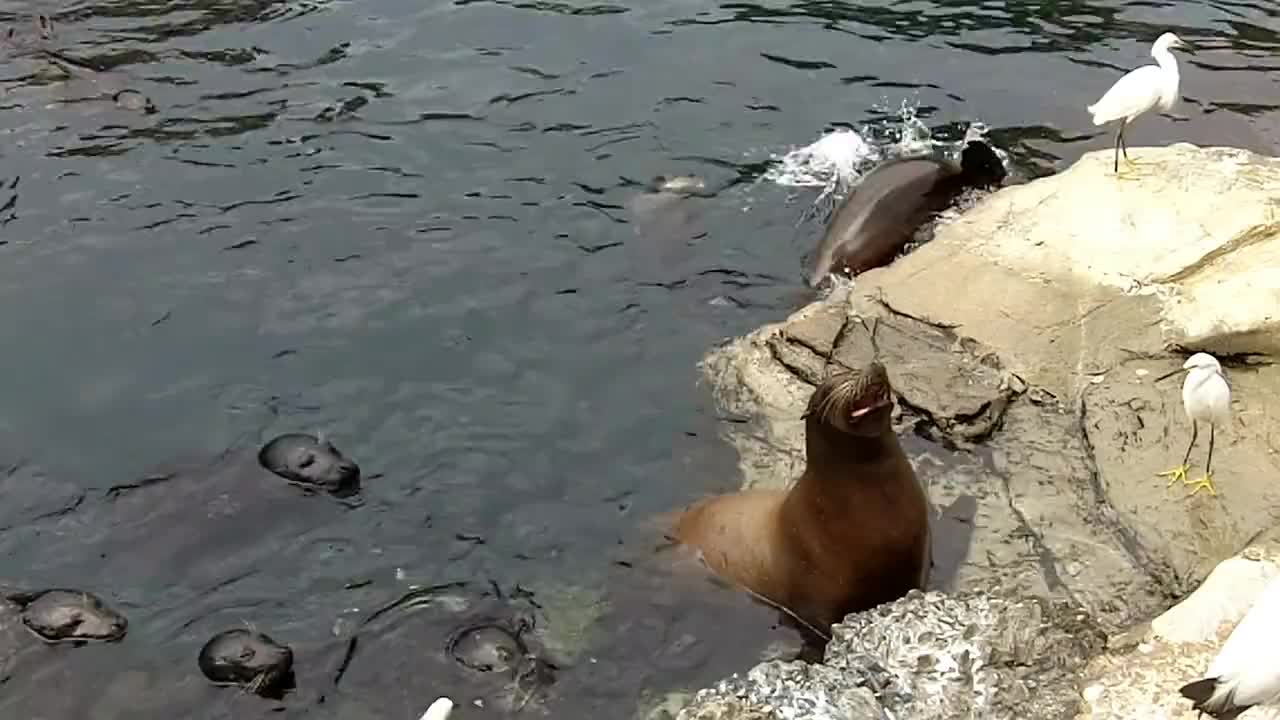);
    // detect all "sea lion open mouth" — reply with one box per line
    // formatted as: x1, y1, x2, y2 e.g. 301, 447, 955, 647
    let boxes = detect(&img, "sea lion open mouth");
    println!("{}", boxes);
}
850, 393, 892, 418
806, 361, 893, 431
